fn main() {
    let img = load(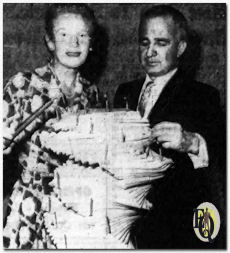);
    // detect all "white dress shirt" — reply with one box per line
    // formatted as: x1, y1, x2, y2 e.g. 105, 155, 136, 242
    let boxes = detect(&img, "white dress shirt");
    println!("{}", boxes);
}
137, 68, 209, 169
